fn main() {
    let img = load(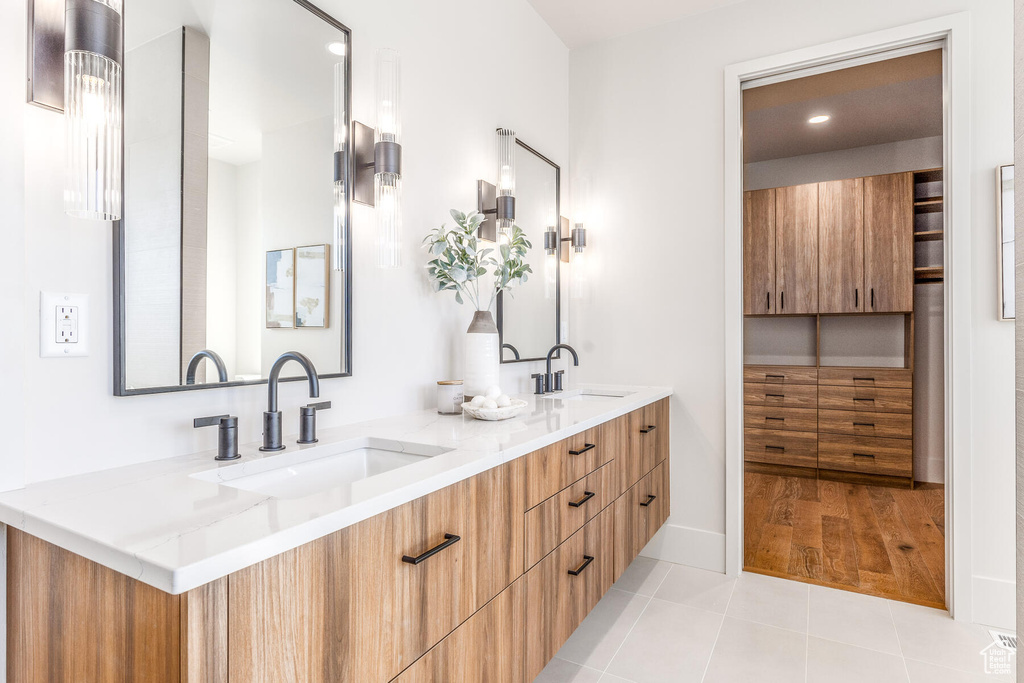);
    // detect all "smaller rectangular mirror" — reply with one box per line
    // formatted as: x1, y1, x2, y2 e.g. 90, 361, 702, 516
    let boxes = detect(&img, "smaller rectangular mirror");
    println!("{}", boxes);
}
497, 139, 560, 362
998, 164, 1014, 320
